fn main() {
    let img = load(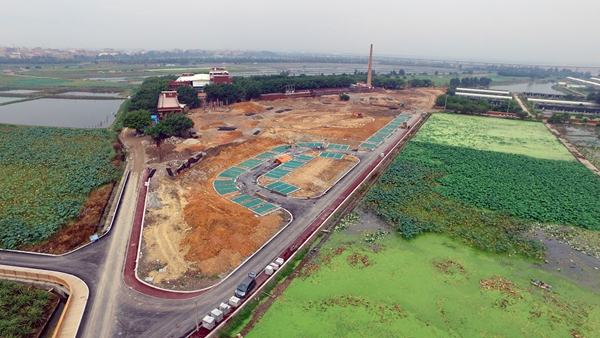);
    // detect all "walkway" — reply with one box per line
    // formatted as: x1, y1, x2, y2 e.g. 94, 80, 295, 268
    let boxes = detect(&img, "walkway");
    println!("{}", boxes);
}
513, 93, 532, 117
0, 265, 89, 338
